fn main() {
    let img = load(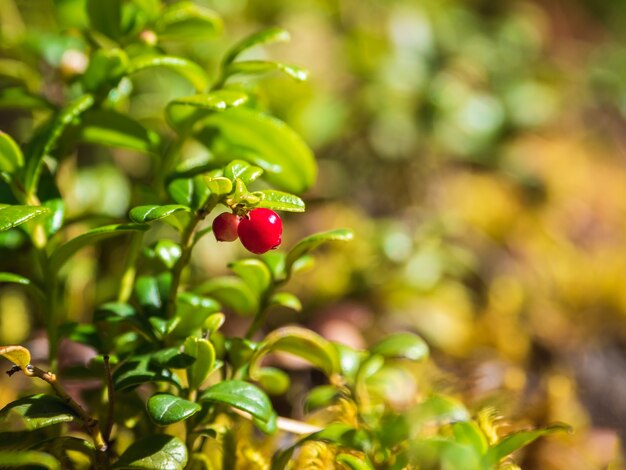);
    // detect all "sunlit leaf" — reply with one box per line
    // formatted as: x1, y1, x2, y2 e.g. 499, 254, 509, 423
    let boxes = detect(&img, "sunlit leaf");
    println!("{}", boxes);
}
0, 395, 76, 431
222, 27, 290, 66
0, 345, 30, 369
370, 332, 429, 362
336, 453, 374, 470
200, 380, 276, 434
155, 2, 223, 41
184, 337, 216, 390
255, 190, 305, 212
194, 277, 258, 316
204, 176, 232, 196
249, 326, 340, 379
285, 229, 354, 275
147, 394, 201, 426
269, 292, 302, 312
129, 55, 209, 93
0, 205, 50, 232
172, 292, 221, 338
113, 435, 188, 469
228, 259, 271, 297
166, 91, 248, 133
223, 160, 263, 185
129, 205, 190, 224
0, 131, 23, 174
255, 367, 290, 396
484, 424, 571, 465
225, 61, 308, 82
0, 450, 60, 469
78, 110, 160, 154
